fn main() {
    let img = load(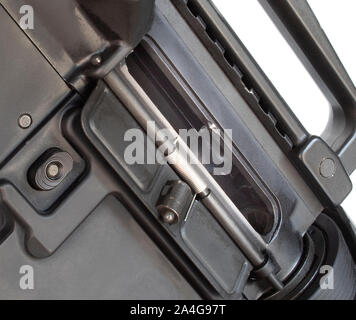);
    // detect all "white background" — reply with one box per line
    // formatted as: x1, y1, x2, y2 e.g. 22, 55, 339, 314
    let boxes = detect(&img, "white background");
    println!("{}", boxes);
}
213, 1, 356, 224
